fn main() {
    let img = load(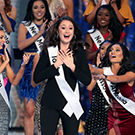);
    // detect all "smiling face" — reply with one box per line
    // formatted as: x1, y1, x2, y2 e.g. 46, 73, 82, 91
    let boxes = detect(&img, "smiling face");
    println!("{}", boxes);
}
99, 42, 111, 60
97, 8, 110, 27
0, 30, 6, 49
32, 0, 46, 21
109, 44, 123, 64
58, 20, 74, 46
